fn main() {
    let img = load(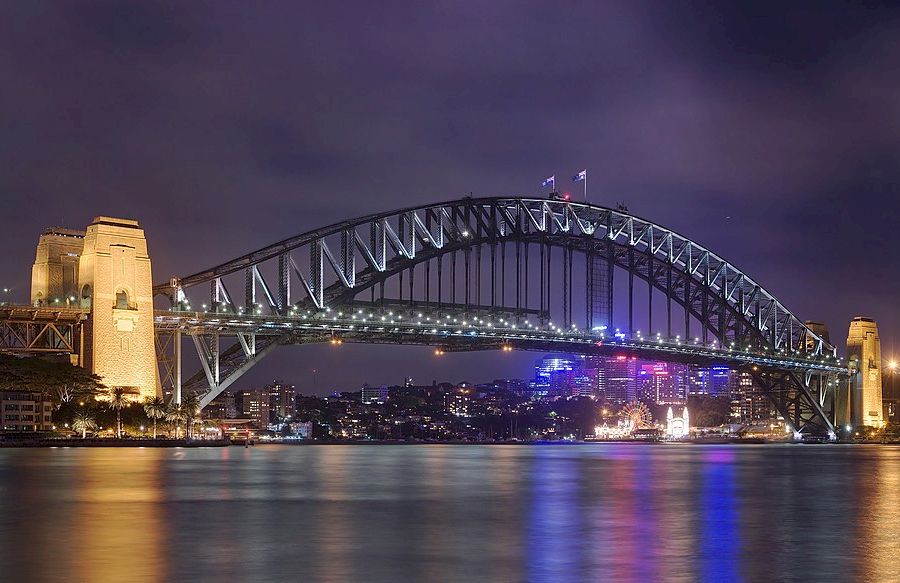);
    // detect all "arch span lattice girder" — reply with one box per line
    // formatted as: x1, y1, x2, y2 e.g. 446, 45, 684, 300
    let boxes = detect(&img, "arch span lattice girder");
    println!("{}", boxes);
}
158, 197, 835, 358
163, 235, 825, 402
